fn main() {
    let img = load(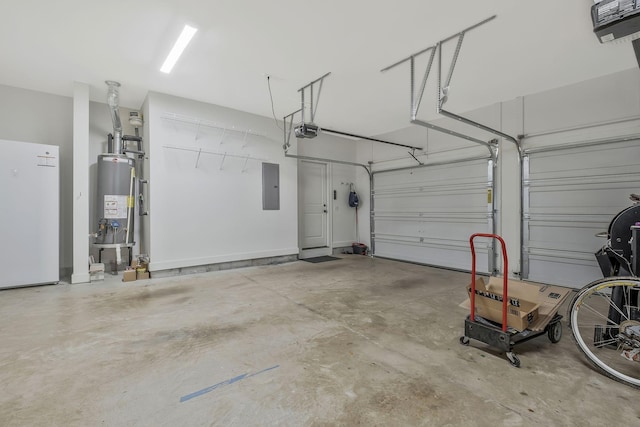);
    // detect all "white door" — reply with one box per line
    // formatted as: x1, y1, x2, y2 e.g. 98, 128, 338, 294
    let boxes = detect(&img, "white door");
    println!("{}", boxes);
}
524, 139, 640, 288
300, 161, 328, 249
373, 158, 493, 273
